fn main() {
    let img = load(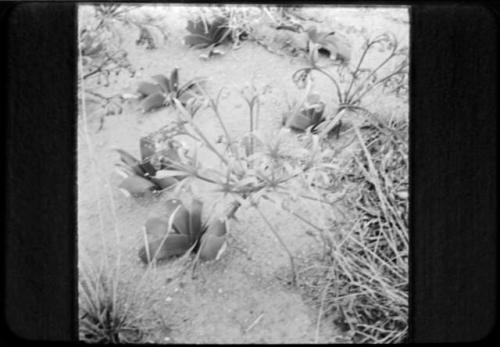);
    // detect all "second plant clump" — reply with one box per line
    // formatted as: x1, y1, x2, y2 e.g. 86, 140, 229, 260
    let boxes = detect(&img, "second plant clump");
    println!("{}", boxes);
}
139, 198, 228, 265
136, 68, 206, 113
